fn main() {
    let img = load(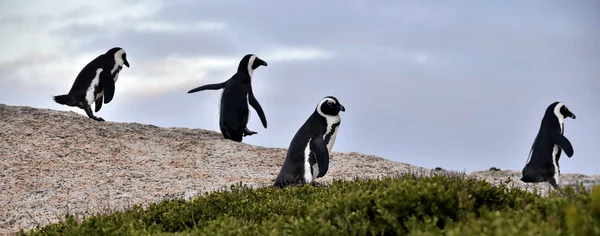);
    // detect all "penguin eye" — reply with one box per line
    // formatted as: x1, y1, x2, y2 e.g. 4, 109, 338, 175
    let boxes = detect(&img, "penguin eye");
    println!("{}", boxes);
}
327, 101, 333, 105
